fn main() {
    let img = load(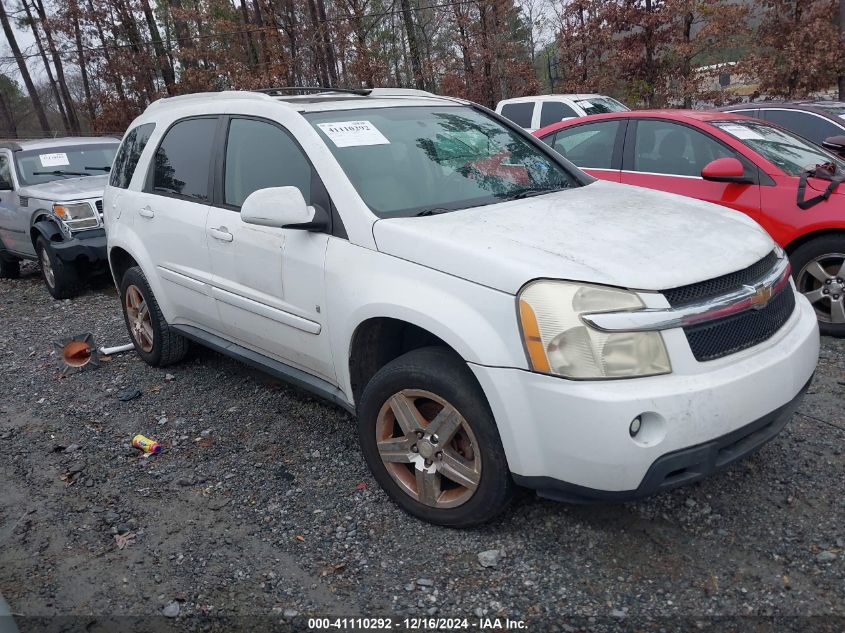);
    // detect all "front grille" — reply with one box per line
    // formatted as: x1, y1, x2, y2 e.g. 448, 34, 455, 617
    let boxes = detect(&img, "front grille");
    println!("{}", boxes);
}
684, 286, 796, 361
663, 251, 778, 307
